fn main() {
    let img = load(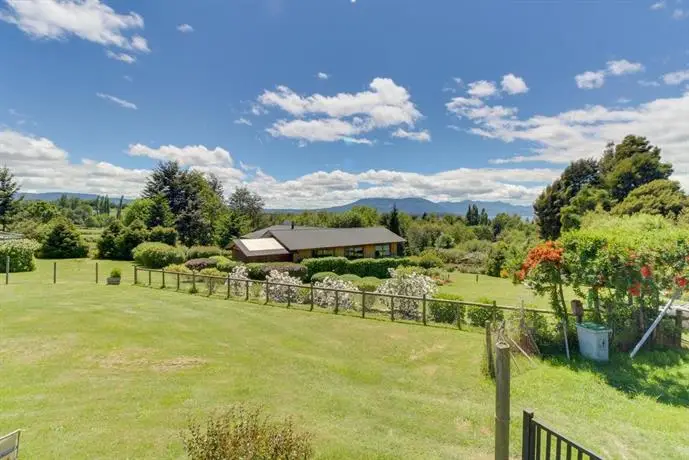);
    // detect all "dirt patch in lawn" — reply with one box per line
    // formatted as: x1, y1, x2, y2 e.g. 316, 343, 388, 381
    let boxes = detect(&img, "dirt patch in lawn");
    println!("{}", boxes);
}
98, 348, 207, 372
